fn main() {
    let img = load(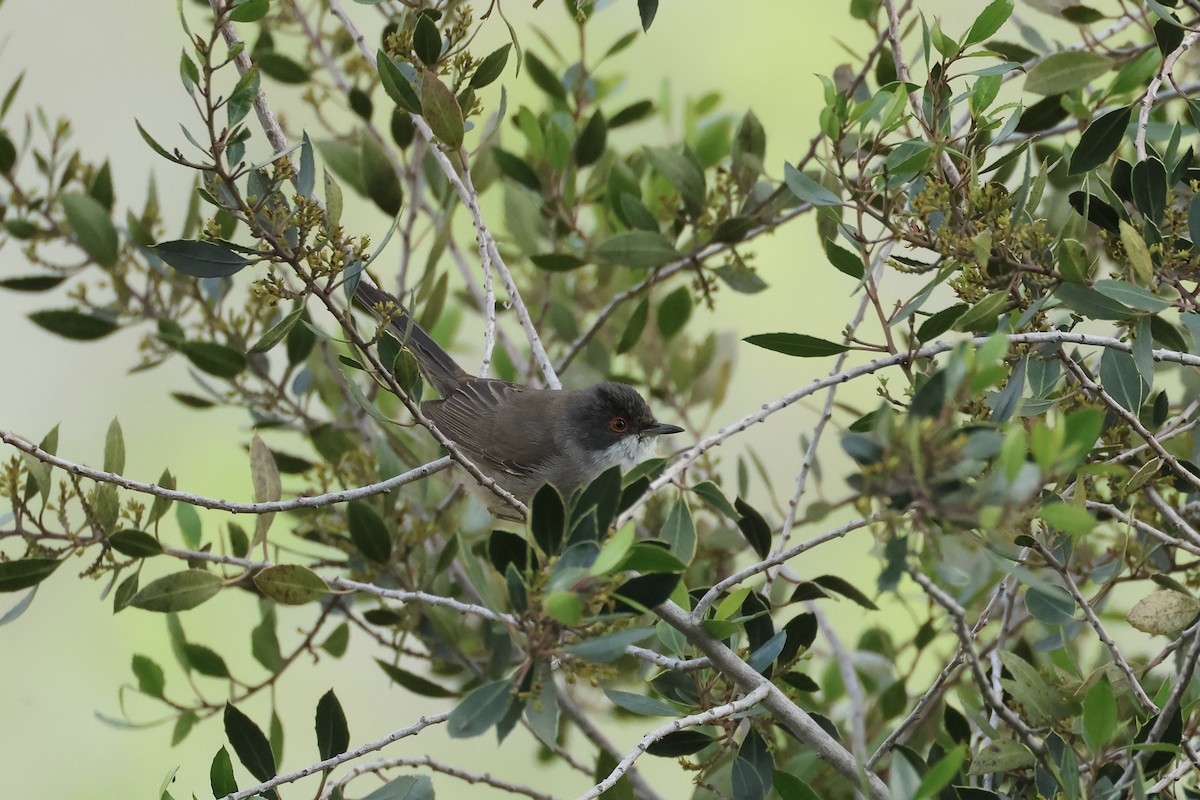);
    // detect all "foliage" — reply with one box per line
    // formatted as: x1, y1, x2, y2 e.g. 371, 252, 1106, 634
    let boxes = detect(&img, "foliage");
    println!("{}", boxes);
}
3, 1, 1200, 799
